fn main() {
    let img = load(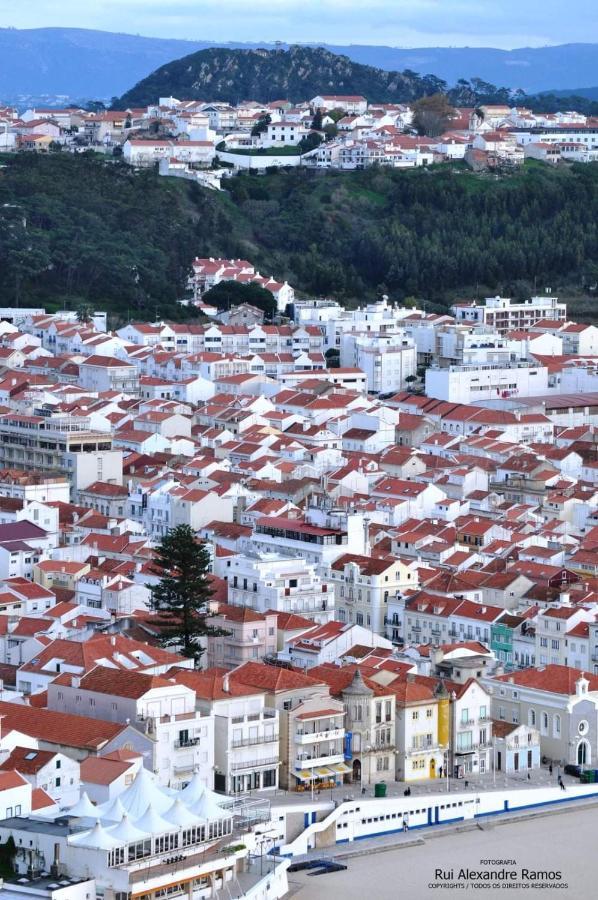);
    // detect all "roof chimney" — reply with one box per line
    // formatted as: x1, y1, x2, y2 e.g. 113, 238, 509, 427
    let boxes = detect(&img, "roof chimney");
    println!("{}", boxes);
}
223, 673, 230, 693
